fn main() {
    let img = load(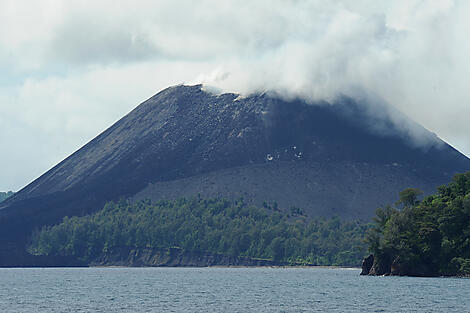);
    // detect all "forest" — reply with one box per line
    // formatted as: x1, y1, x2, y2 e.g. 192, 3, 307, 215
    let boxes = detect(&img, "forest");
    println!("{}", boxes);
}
29, 197, 370, 266
366, 172, 470, 276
